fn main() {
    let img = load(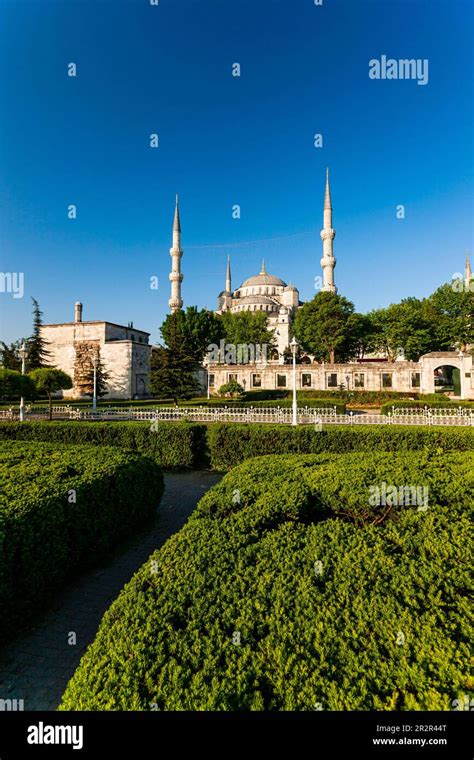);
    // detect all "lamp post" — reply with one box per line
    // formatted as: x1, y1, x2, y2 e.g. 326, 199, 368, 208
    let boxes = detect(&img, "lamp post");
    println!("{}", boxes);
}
19, 340, 28, 422
458, 350, 465, 400
92, 354, 98, 411
290, 336, 299, 426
